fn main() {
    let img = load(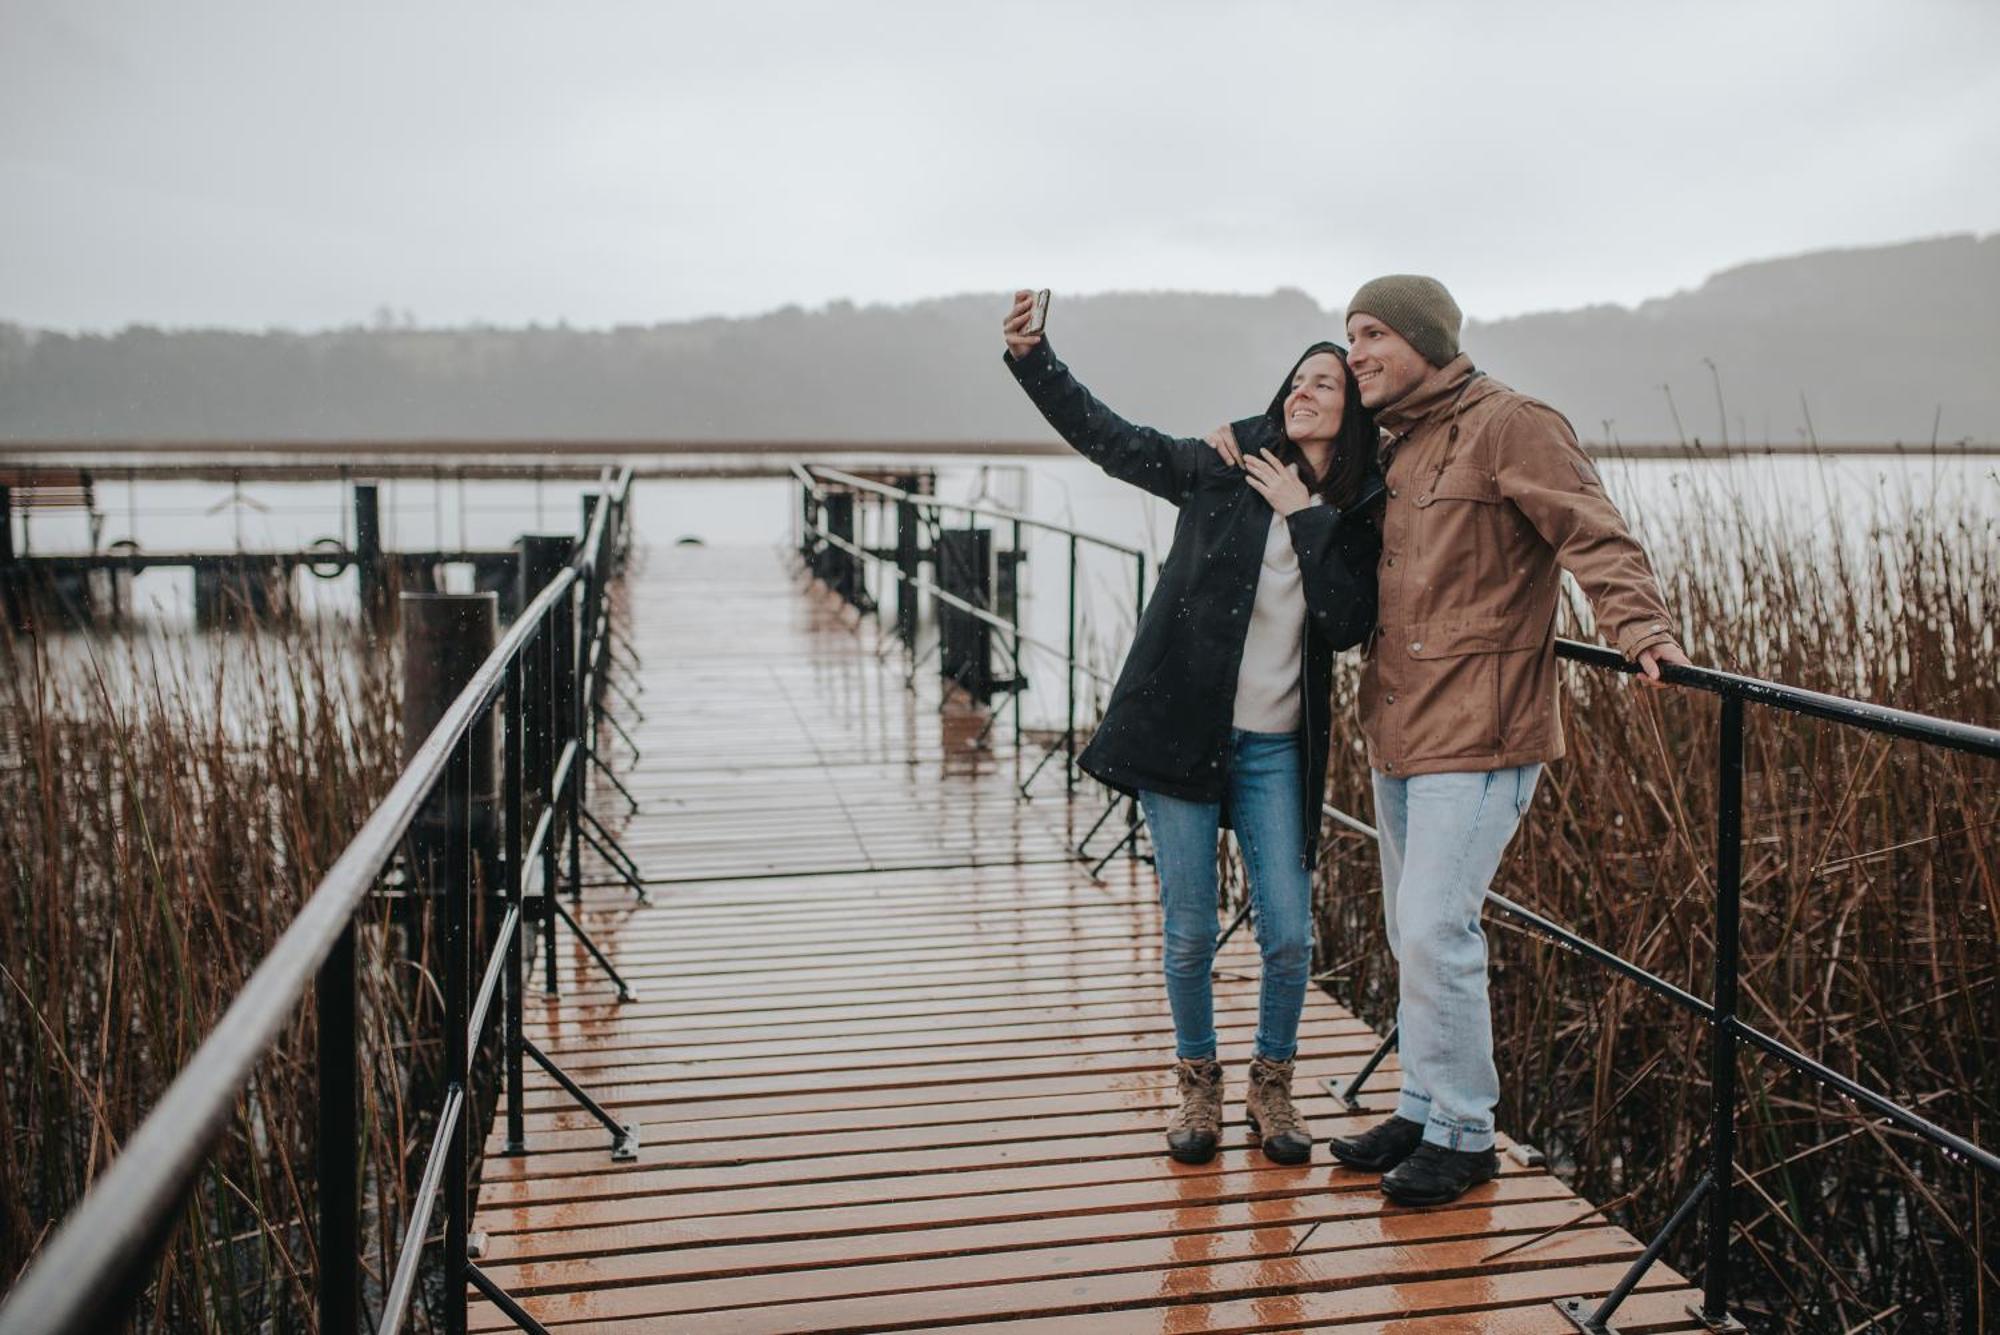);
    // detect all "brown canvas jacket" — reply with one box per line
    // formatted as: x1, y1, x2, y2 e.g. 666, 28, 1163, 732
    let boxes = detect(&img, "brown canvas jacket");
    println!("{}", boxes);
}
1360, 354, 1677, 777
